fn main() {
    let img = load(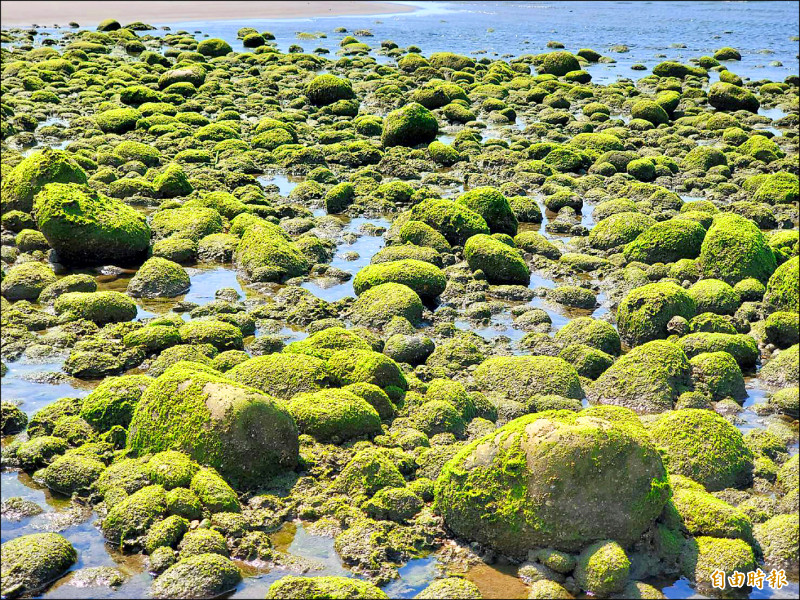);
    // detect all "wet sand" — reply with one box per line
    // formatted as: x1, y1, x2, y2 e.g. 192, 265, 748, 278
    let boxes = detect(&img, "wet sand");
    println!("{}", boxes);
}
0, 1, 415, 27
